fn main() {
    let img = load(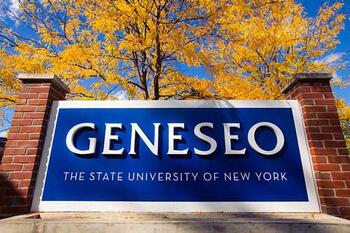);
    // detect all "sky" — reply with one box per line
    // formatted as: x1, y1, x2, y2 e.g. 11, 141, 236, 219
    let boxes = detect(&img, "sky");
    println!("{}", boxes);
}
297, 0, 350, 102
0, 0, 349, 136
